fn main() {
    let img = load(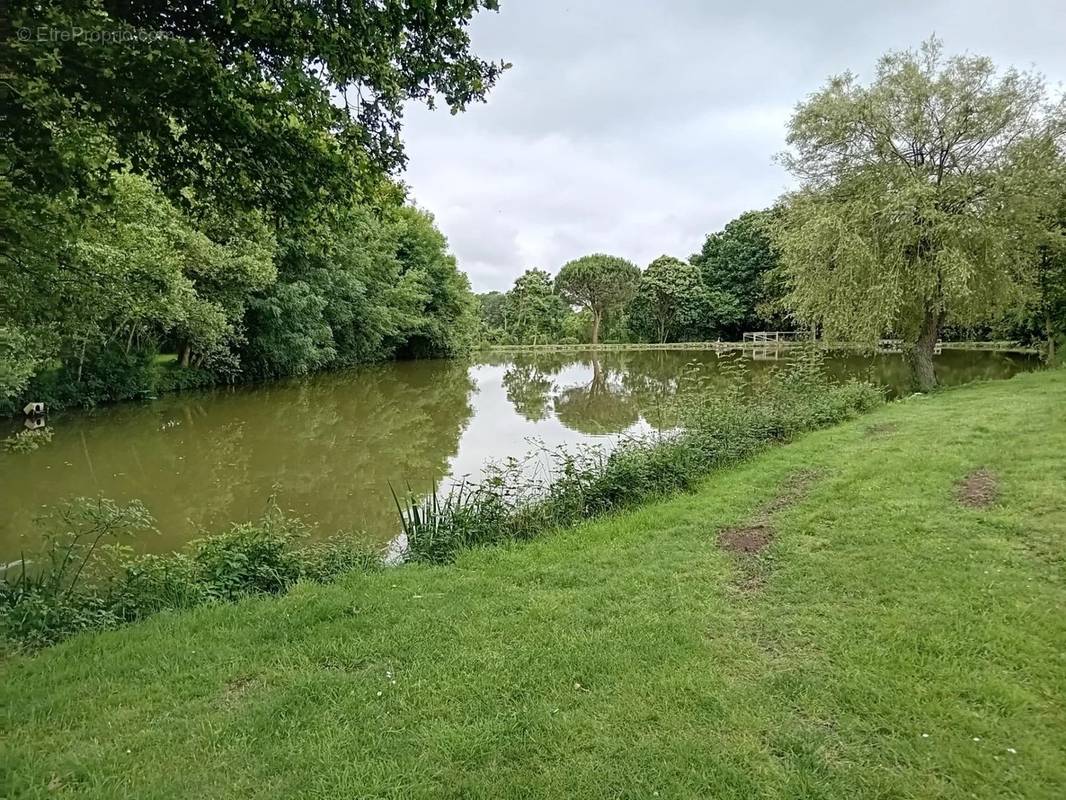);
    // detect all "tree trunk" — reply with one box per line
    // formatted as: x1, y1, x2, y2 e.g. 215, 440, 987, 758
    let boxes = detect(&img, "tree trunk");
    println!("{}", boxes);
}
178, 342, 192, 368
1046, 313, 1056, 366
906, 308, 940, 393
76, 339, 87, 384
590, 311, 602, 346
